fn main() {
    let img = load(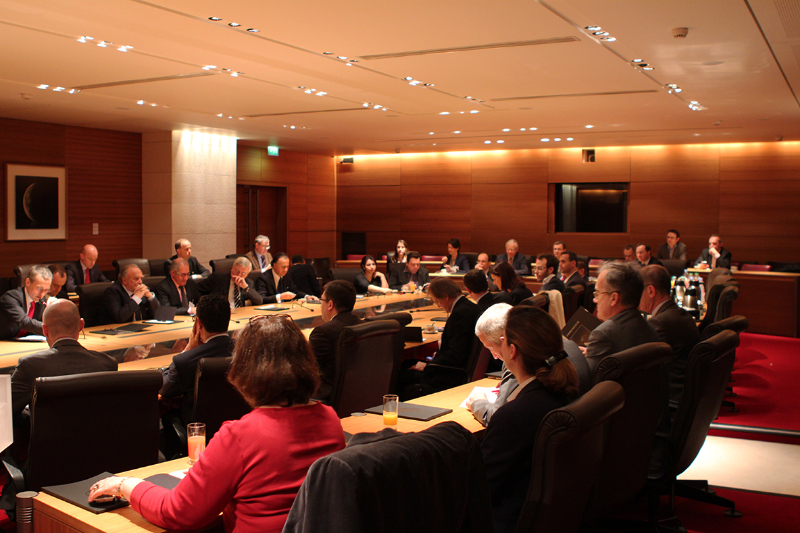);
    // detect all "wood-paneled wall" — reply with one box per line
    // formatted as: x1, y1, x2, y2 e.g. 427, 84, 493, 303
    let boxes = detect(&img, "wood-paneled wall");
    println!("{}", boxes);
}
337, 142, 800, 264
236, 146, 336, 261
0, 118, 142, 278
